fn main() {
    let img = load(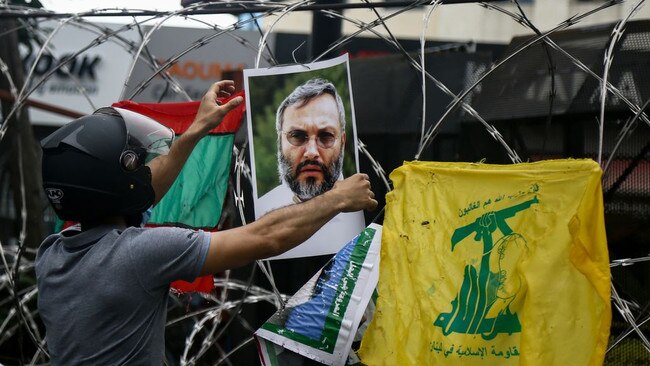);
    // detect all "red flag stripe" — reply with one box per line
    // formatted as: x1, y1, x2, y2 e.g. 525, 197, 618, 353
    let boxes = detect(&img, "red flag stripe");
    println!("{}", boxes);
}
111, 90, 245, 135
